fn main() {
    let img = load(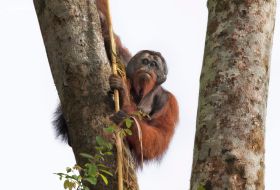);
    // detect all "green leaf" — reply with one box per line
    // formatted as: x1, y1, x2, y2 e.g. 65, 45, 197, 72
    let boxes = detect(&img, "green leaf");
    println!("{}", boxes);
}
124, 118, 133, 128
69, 181, 76, 190
96, 136, 114, 151
120, 130, 126, 138
66, 167, 72, 173
132, 111, 142, 118
73, 164, 83, 171
97, 164, 109, 169
99, 169, 113, 176
106, 143, 113, 150
71, 175, 79, 180
103, 151, 113, 156
64, 175, 73, 179
54, 172, 64, 177
77, 175, 82, 182
80, 153, 94, 160
54, 173, 67, 180
84, 177, 97, 185
125, 129, 132, 136
63, 180, 70, 189
103, 126, 116, 133
95, 146, 105, 151
197, 184, 206, 190
94, 154, 104, 161
99, 174, 109, 185
87, 164, 98, 176
63, 180, 76, 190
96, 136, 107, 146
